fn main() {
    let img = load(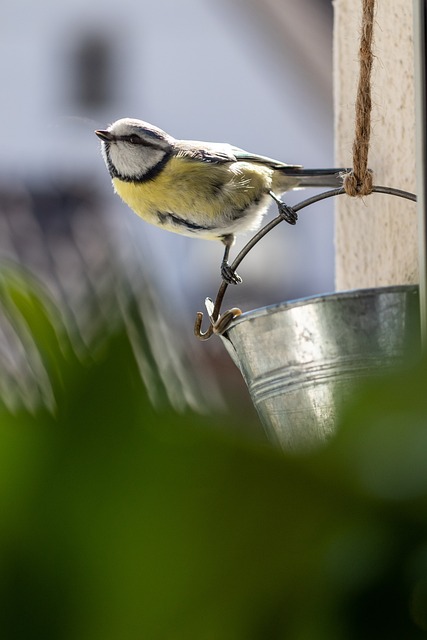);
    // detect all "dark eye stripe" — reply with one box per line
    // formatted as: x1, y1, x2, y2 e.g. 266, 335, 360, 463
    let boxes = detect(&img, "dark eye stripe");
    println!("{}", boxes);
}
118, 133, 168, 151
121, 134, 144, 145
